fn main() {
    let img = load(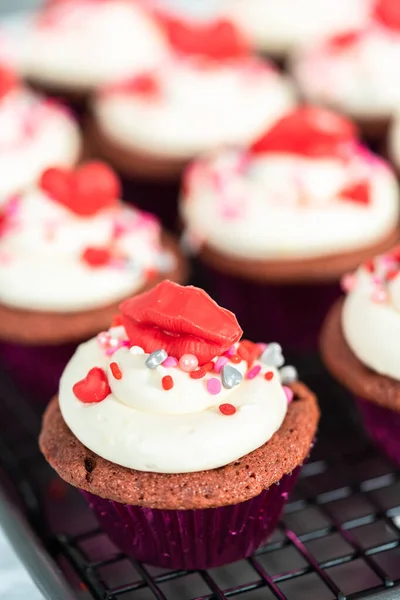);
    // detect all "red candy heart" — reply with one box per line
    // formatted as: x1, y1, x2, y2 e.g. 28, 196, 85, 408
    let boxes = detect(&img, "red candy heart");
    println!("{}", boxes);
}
251, 107, 357, 159
159, 17, 249, 61
72, 367, 111, 403
120, 280, 243, 364
0, 65, 17, 100
339, 181, 371, 205
40, 161, 120, 216
81, 246, 111, 267
373, 0, 400, 31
